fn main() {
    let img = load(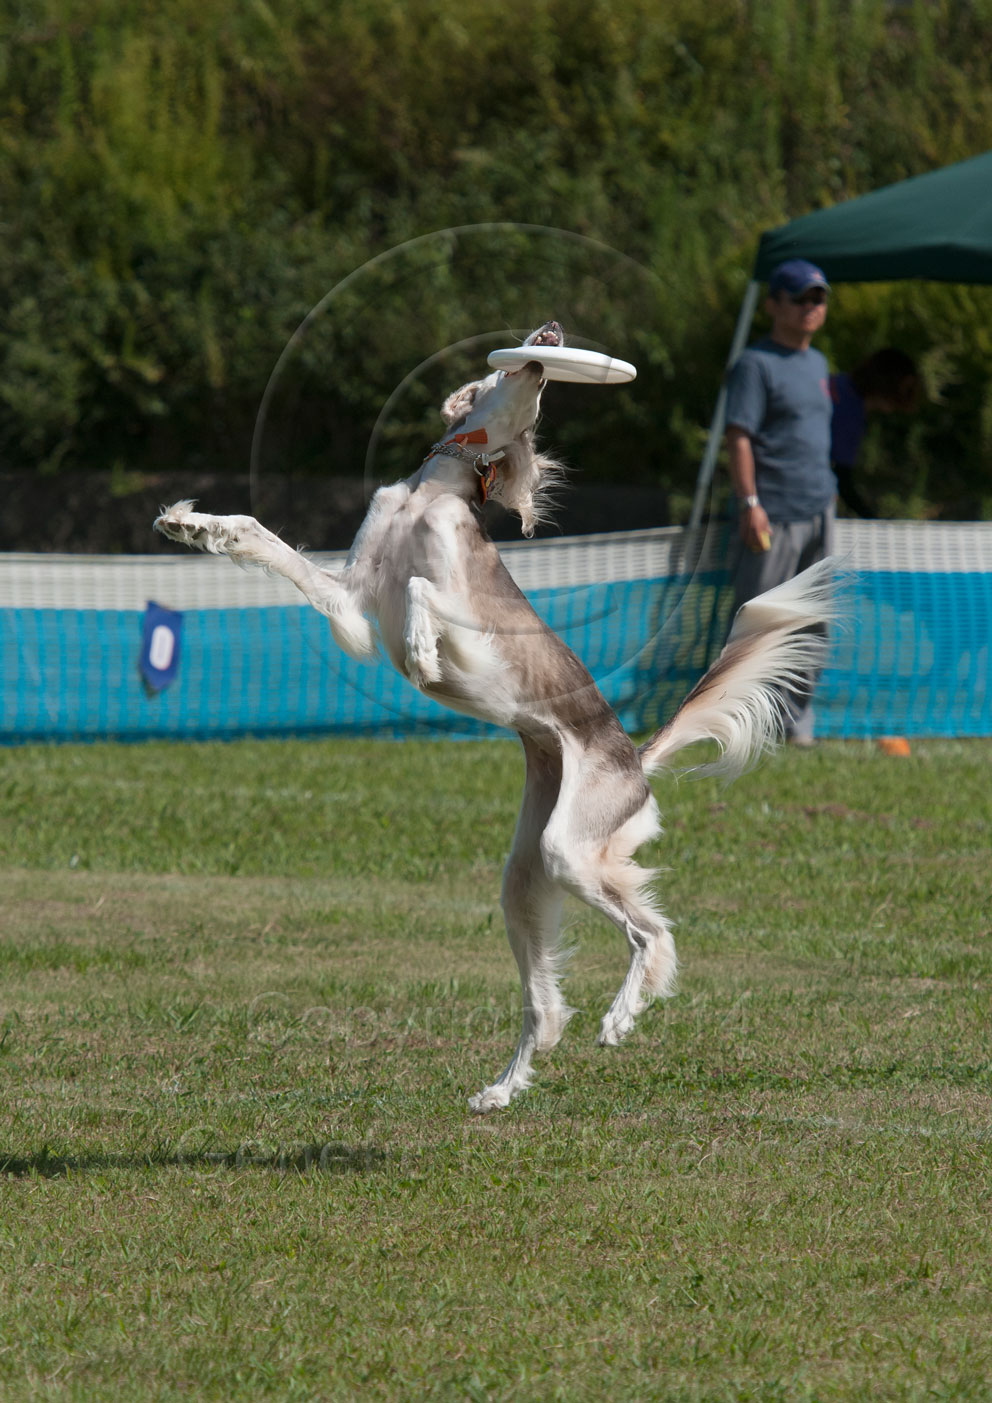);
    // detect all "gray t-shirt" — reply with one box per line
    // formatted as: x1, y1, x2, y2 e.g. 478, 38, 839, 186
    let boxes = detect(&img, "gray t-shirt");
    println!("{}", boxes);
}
725, 338, 836, 522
